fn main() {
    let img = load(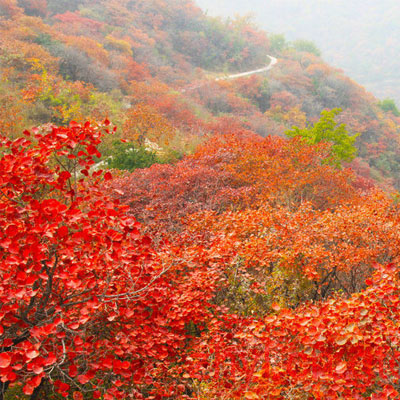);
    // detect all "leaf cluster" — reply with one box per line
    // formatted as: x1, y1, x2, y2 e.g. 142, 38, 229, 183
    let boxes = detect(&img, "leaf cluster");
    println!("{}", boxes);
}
286, 108, 359, 166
